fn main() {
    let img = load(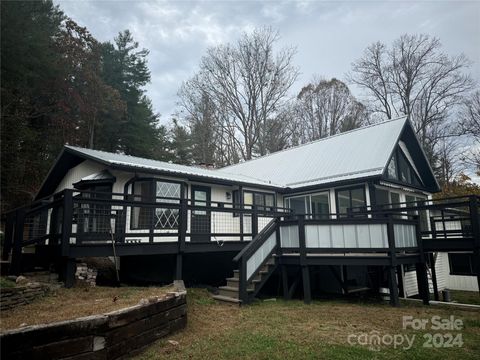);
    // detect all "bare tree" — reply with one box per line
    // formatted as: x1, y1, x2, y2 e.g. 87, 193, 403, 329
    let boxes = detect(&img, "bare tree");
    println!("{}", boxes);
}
180, 27, 299, 161
459, 90, 480, 169
294, 77, 369, 142
348, 34, 474, 160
